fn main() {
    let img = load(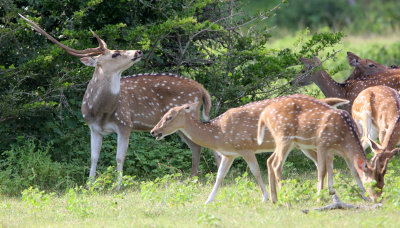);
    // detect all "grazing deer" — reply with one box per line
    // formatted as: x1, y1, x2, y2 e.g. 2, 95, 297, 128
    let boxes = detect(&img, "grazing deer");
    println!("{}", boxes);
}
19, 14, 221, 187
351, 86, 400, 190
352, 85, 400, 151
150, 95, 348, 204
290, 56, 400, 112
257, 95, 395, 204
